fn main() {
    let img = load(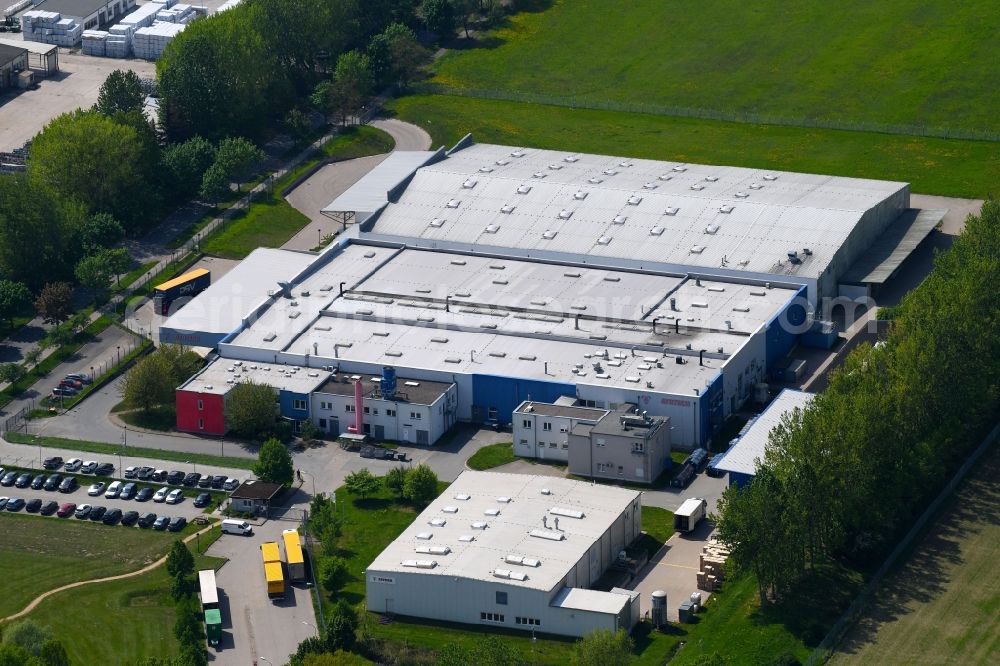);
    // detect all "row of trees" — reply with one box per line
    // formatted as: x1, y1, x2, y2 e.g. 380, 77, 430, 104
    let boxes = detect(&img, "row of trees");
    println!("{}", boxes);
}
165, 540, 209, 666
120, 344, 203, 413
0, 621, 69, 666
716, 200, 1000, 603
